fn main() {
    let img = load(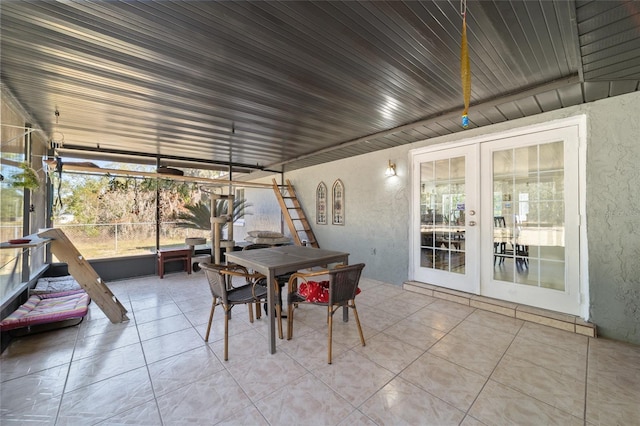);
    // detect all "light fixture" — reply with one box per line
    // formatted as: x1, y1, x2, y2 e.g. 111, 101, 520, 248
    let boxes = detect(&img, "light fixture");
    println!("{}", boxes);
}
385, 160, 396, 177
49, 109, 65, 150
